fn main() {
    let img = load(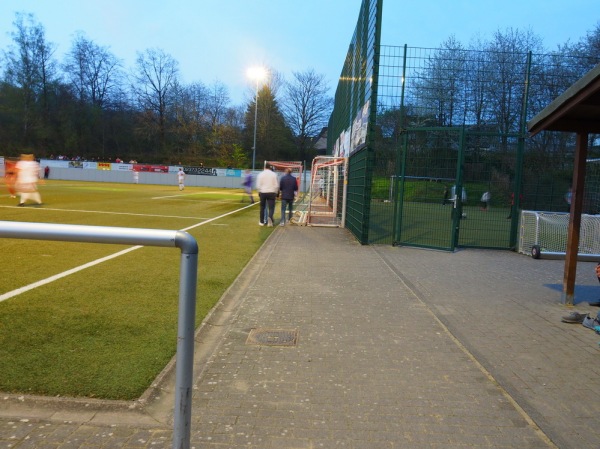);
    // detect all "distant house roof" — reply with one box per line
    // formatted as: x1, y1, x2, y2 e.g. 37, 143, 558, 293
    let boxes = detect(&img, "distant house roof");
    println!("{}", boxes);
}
313, 127, 328, 154
528, 63, 600, 135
